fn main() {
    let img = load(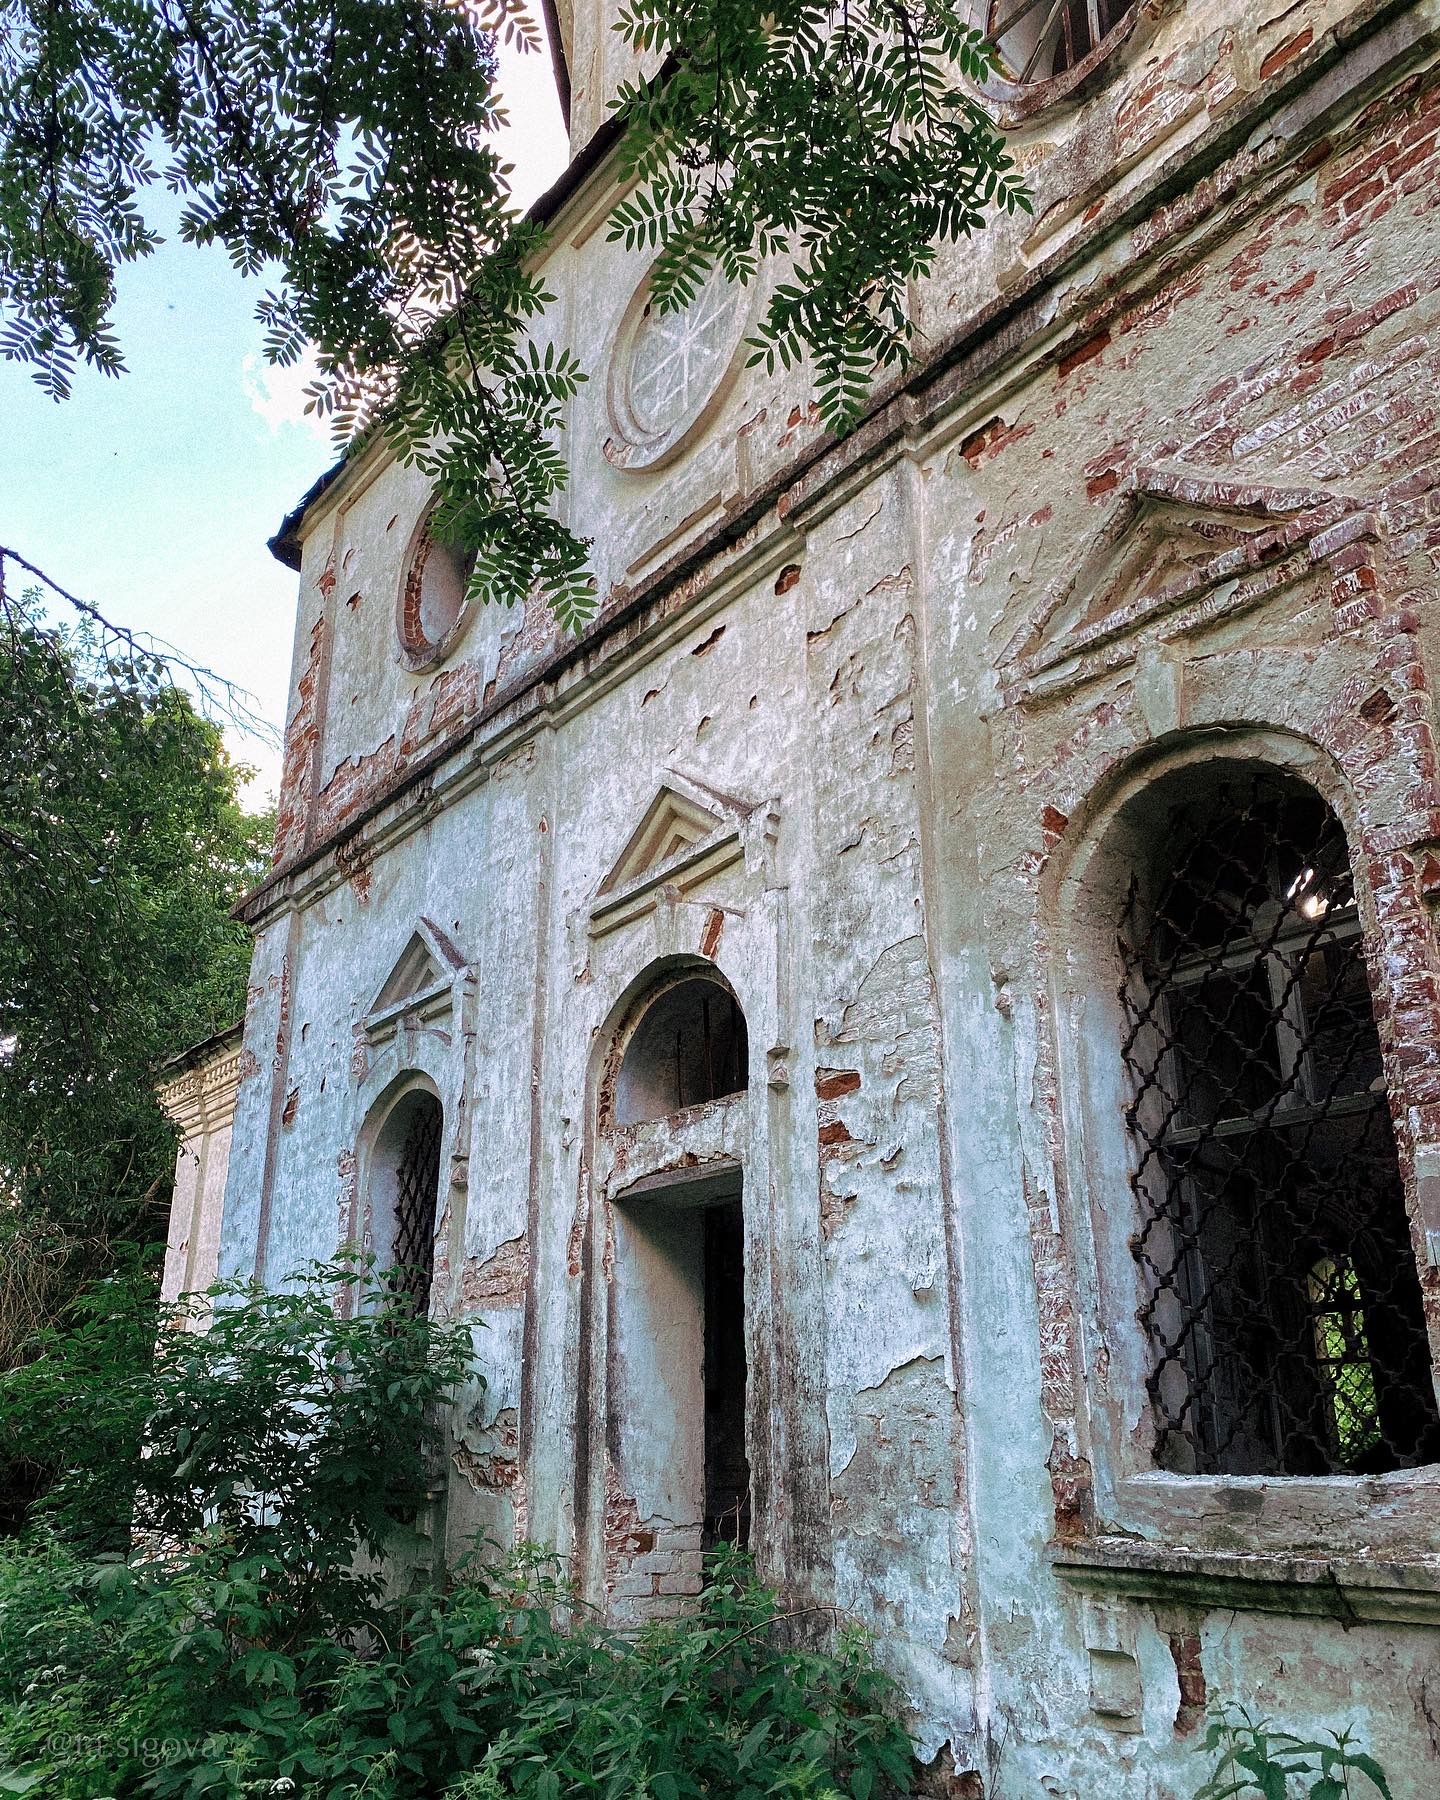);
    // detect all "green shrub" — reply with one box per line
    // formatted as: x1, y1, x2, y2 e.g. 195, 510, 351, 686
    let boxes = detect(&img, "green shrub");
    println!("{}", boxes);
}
0, 1538, 913, 1799
1194, 1706, 1393, 1800
0, 1260, 915, 1799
